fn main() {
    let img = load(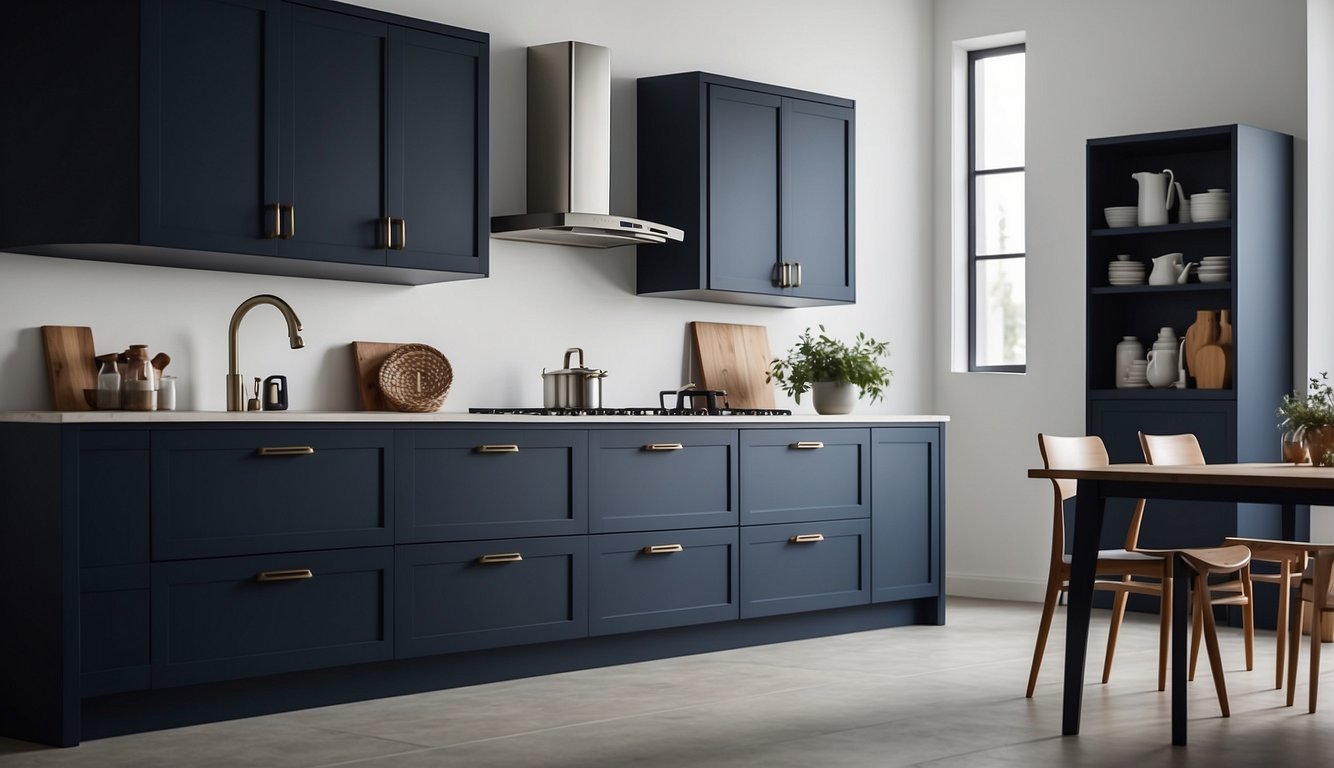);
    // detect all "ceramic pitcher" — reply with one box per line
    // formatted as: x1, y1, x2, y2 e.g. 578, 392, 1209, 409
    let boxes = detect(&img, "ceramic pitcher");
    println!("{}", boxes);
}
1148, 252, 1184, 285
1132, 169, 1176, 226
